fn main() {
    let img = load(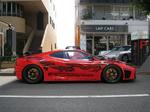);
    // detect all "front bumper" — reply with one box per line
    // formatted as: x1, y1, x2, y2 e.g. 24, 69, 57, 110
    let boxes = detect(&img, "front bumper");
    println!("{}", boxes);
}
123, 65, 136, 80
